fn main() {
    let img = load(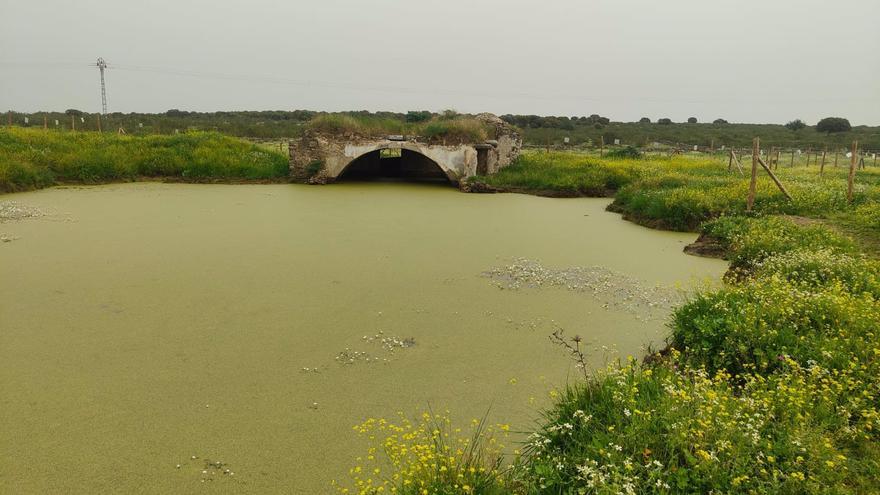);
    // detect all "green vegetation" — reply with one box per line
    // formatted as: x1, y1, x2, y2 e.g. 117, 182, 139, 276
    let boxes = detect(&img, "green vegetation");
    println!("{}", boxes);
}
0, 127, 288, 193
510, 118, 879, 150
335, 413, 511, 495
305, 113, 491, 143
304, 159, 325, 178
6, 110, 877, 149
816, 117, 852, 134
339, 151, 880, 494
477, 150, 880, 232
